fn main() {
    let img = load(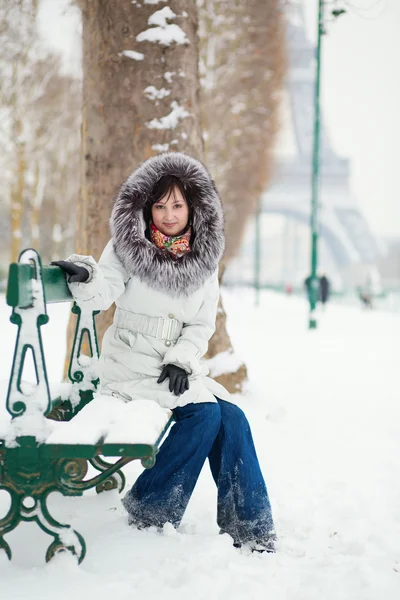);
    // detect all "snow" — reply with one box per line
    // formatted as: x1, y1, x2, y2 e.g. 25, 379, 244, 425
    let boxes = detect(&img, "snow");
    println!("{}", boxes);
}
147, 6, 176, 27
206, 349, 244, 379
45, 395, 171, 446
0, 405, 53, 447
1, 289, 400, 599
119, 50, 145, 61
146, 101, 190, 130
0, 383, 170, 448
144, 85, 171, 101
164, 71, 175, 83
152, 143, 170, 153
137, 7, 189, 47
